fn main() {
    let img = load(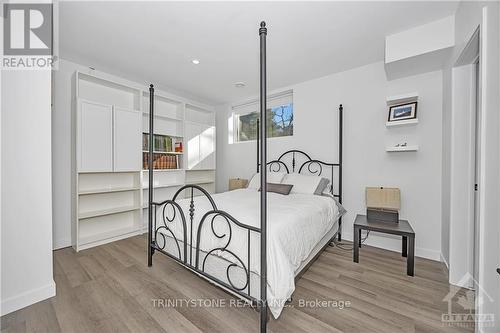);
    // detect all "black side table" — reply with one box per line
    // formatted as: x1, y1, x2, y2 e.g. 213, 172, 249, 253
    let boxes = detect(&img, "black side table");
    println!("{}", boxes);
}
353, 214, 415, 276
